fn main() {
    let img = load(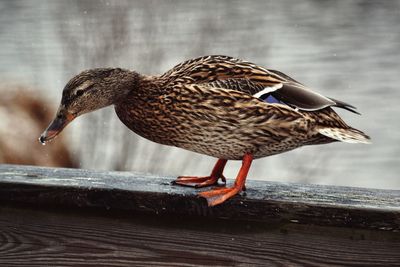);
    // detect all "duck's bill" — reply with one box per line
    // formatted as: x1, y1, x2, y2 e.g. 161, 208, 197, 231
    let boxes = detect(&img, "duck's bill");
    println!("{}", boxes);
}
39, 112, 75, 144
